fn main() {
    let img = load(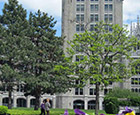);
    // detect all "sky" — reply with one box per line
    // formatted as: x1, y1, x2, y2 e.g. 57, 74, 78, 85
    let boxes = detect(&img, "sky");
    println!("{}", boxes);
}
0, 0, 140, 36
